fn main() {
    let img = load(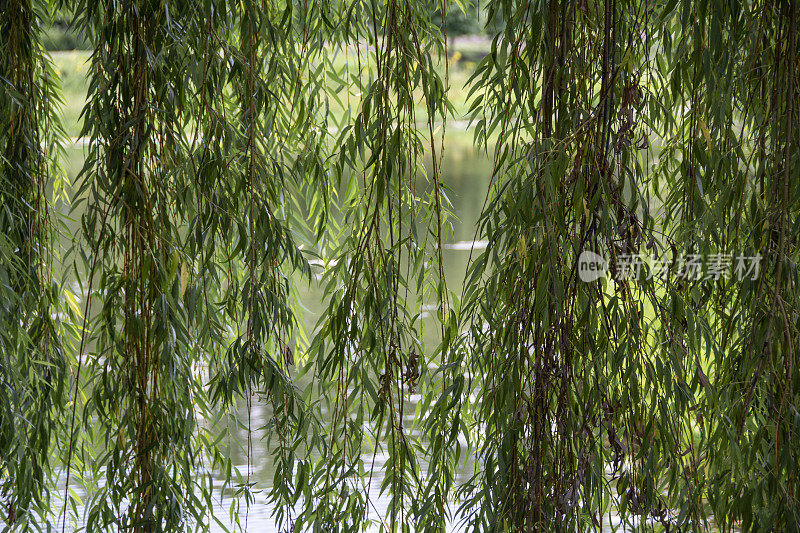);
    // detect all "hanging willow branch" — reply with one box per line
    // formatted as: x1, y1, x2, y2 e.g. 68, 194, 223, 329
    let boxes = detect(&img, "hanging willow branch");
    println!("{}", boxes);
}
65, 0, 212, 529
0, 0, 67, 526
